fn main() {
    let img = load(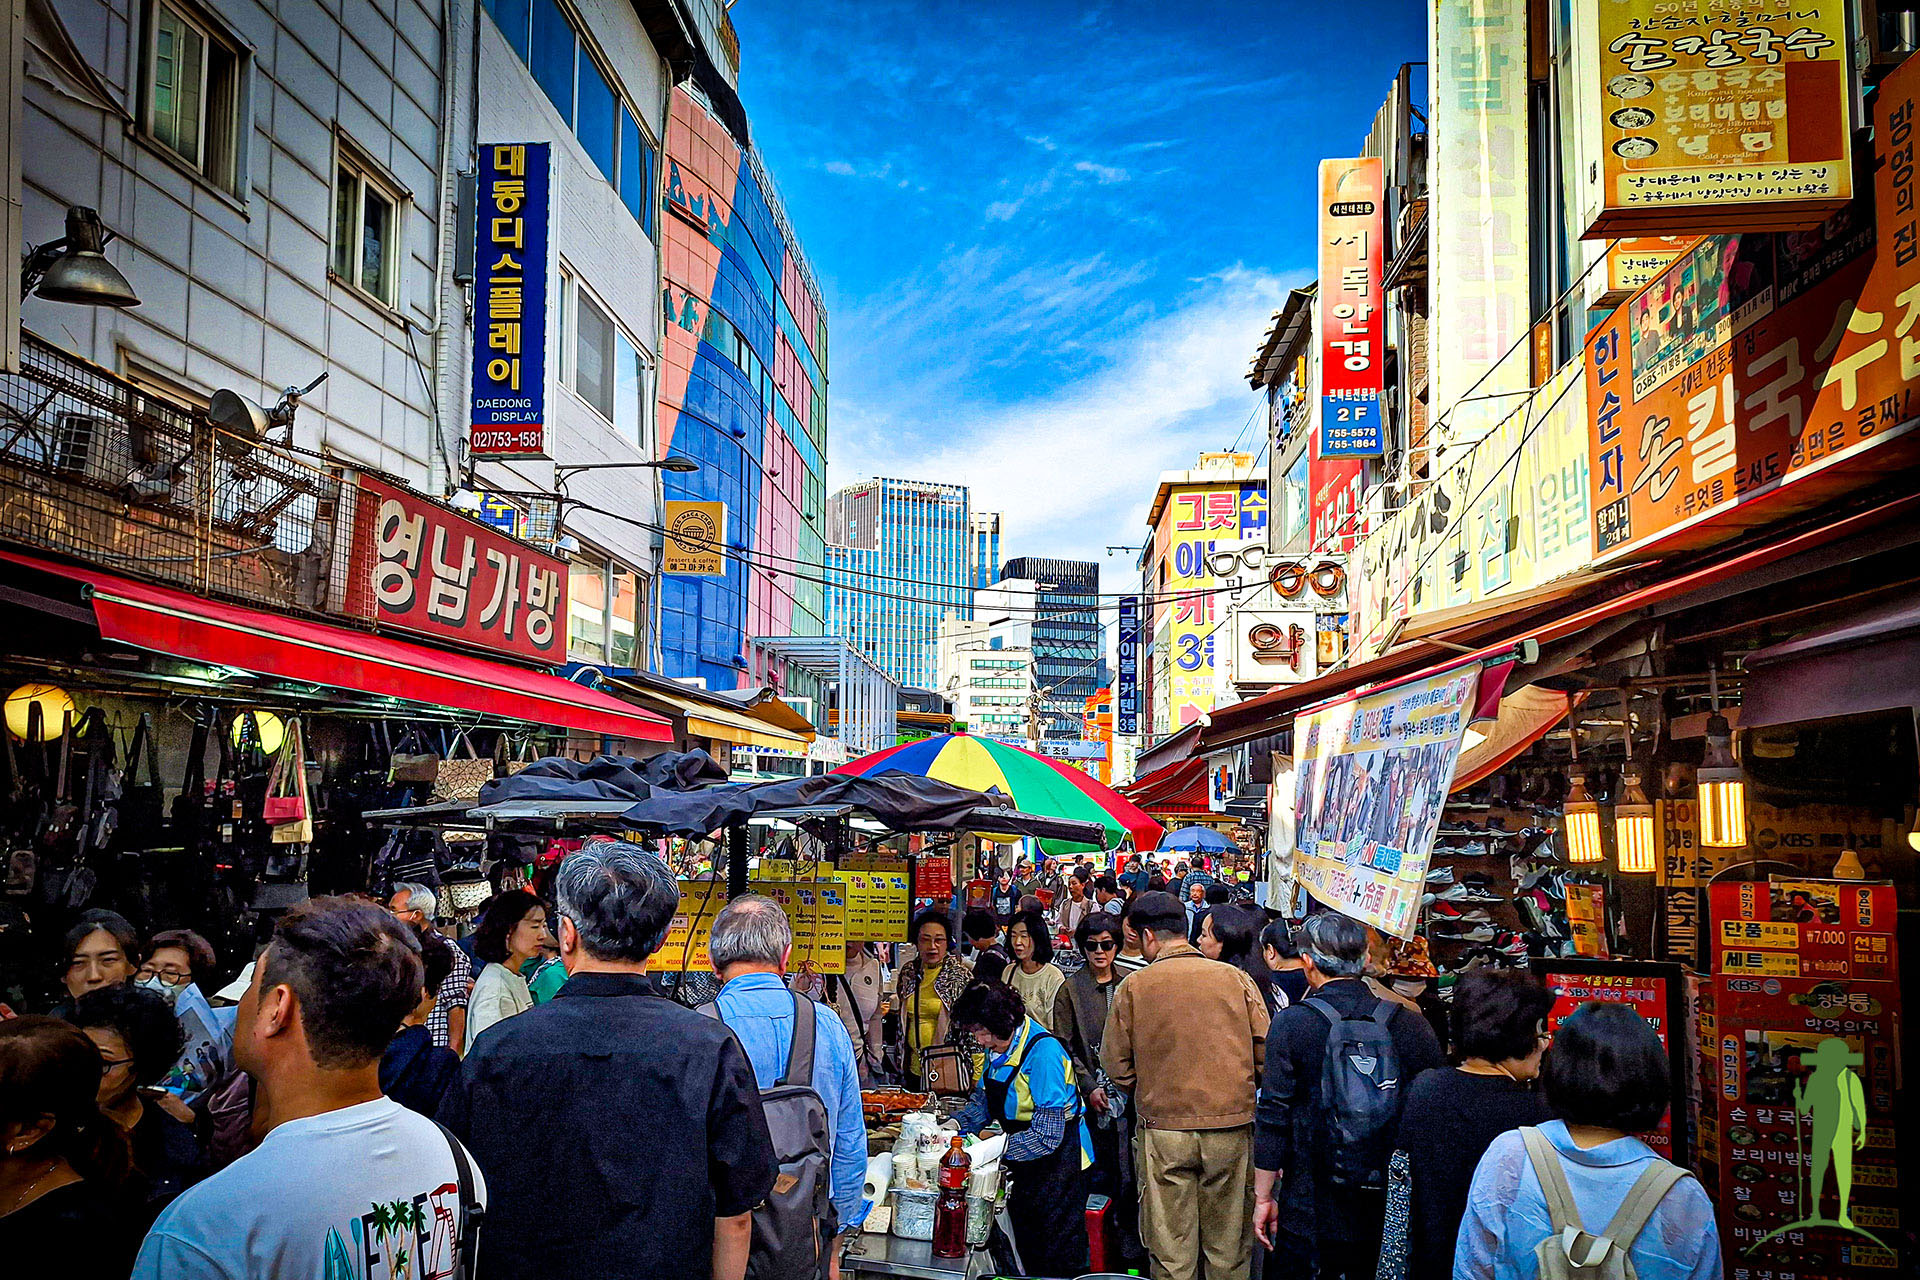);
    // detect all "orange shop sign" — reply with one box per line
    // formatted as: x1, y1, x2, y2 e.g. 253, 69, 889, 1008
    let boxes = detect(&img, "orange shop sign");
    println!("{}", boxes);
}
1583, 54, 1920, 564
